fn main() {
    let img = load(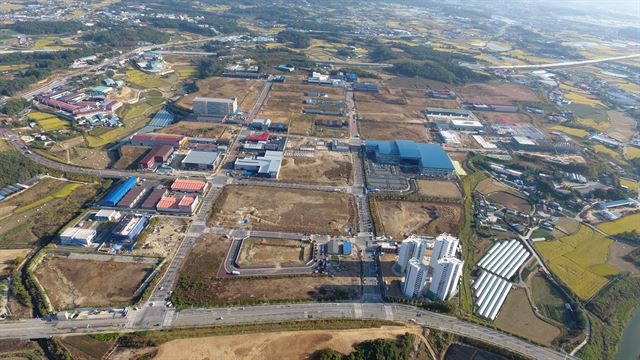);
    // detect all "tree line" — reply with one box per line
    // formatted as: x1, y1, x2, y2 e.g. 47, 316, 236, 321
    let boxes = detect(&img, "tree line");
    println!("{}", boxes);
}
4, 20, 86, 35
